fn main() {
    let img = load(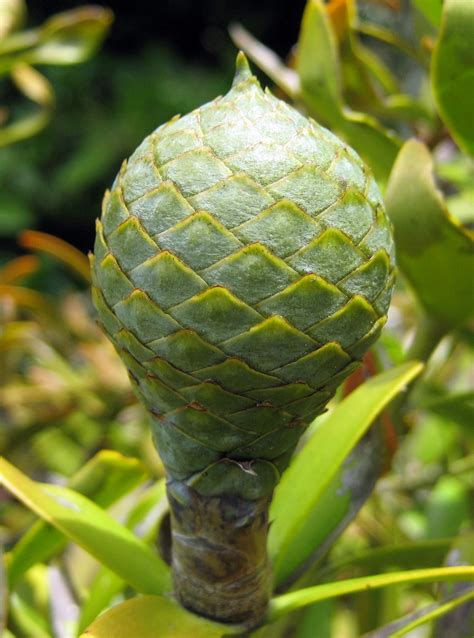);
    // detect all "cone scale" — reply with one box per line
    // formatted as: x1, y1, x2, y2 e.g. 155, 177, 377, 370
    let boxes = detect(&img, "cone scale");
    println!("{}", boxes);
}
91, 53, 395, 627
